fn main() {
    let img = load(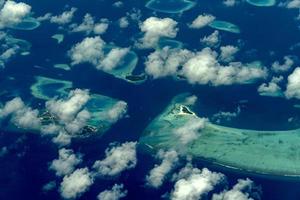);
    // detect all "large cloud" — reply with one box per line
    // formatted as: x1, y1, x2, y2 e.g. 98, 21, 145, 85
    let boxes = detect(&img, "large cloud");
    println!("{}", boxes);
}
60, 168, 94, 199
0, 1, 31, 29
137, 17, 178, 49
97, 184, 127, 200
146, 150, 179, 188
171, 164, 224, 200
49, 148, 82, 176
93, 142, 137, 177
